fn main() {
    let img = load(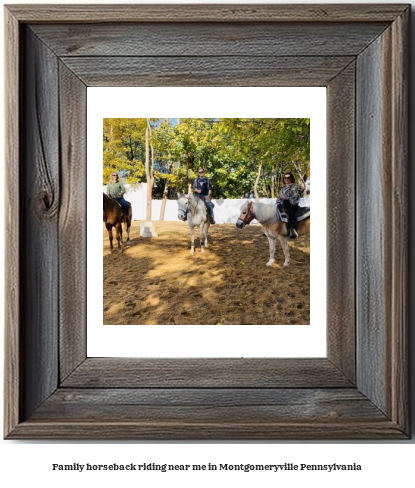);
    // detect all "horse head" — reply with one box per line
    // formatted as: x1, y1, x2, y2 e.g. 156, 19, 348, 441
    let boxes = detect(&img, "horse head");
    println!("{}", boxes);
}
236, 201, 256, 228
177, 195, 190, 222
